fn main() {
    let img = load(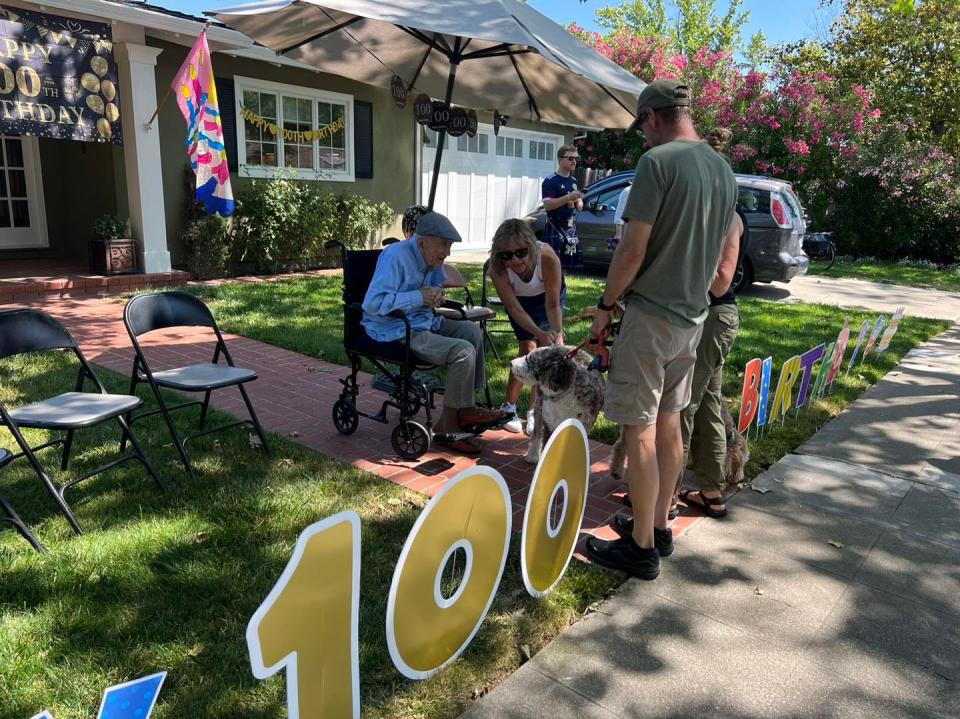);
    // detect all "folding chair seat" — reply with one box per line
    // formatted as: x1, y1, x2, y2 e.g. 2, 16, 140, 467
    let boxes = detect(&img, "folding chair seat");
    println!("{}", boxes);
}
0, 309, 163, 536
123, 291, 270, 480
0, 447, 45, 552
